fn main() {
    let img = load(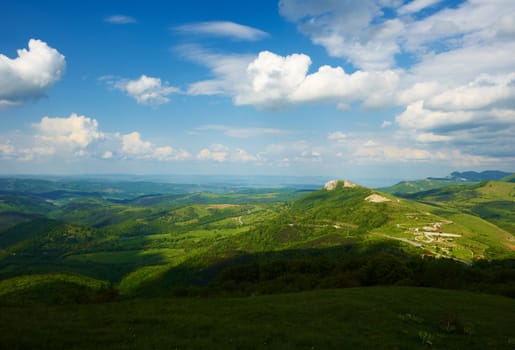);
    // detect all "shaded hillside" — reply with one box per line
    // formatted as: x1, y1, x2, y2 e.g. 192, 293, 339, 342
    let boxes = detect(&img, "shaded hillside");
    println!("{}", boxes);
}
0, 178, 514, 299
449, 170, 512, 182
1, 287, 514, 349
